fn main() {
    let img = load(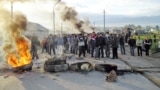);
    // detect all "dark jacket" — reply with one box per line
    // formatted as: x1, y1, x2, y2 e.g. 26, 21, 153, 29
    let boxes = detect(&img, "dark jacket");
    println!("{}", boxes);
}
112, 36, 119, 48
119, 36, 125, 45
99, 36, 105, 46
105, 36, 111, 46
144, 39, 152, 49
128, 38, 136, 47
95, 36, 99, 47
90, 39, 95, 46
